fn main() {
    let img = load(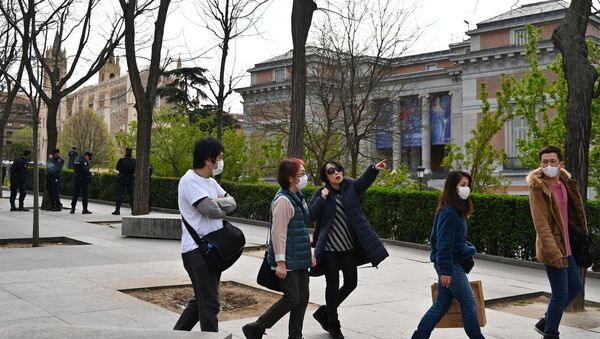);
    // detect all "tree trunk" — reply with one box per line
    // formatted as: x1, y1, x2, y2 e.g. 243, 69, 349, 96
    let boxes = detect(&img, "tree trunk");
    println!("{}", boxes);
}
32, 104, 40, 247
120, 0, 171, 215
288, 0, 316, 158
551, 0, 596, 313
216, 36, 229, 141
133, 101, 151, 214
